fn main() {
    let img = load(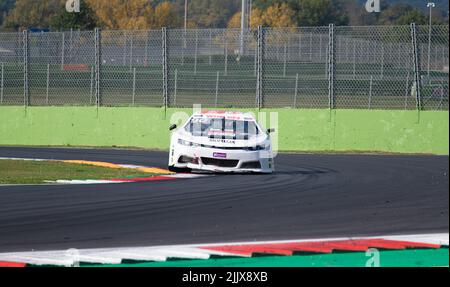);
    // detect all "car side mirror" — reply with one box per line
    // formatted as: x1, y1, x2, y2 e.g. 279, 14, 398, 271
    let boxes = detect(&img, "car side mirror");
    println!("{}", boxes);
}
267, 128, 275, 134
169, 124, 177, 131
